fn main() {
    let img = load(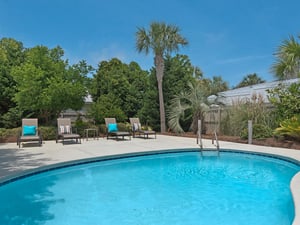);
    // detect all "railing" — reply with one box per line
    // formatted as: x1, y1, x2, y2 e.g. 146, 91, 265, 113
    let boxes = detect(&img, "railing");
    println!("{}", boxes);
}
197, 120, 220, 156
212, 131, 220, 150
197, 120, 203, 149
